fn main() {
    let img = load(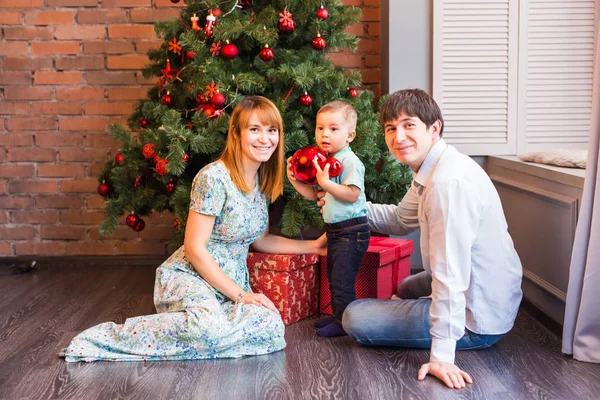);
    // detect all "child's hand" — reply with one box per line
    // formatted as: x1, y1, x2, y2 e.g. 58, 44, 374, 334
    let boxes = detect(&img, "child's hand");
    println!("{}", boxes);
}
286, 156, 296, 182
313, 157, 330, 187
